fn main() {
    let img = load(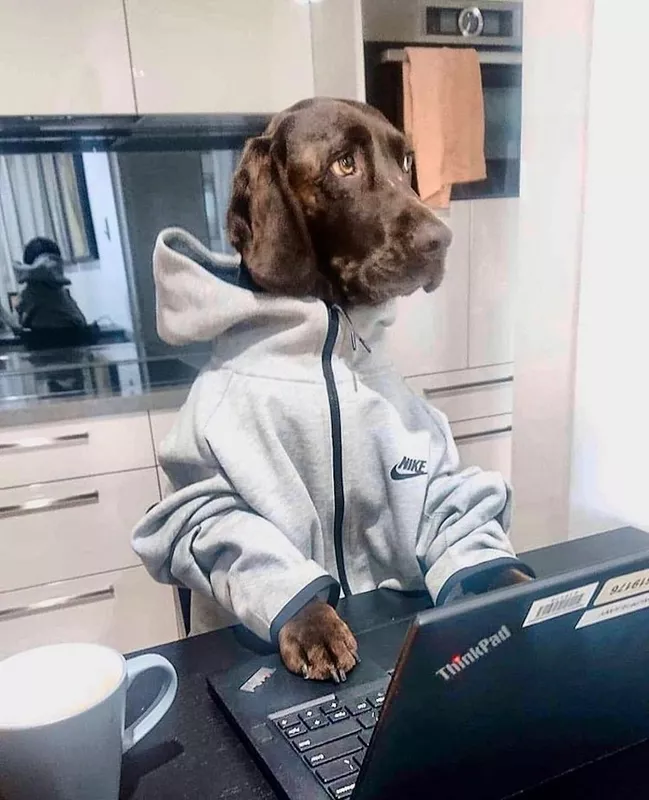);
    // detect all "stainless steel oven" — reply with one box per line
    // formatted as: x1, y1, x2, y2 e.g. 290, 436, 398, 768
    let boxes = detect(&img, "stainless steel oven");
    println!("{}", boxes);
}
363, 0, 522, 200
